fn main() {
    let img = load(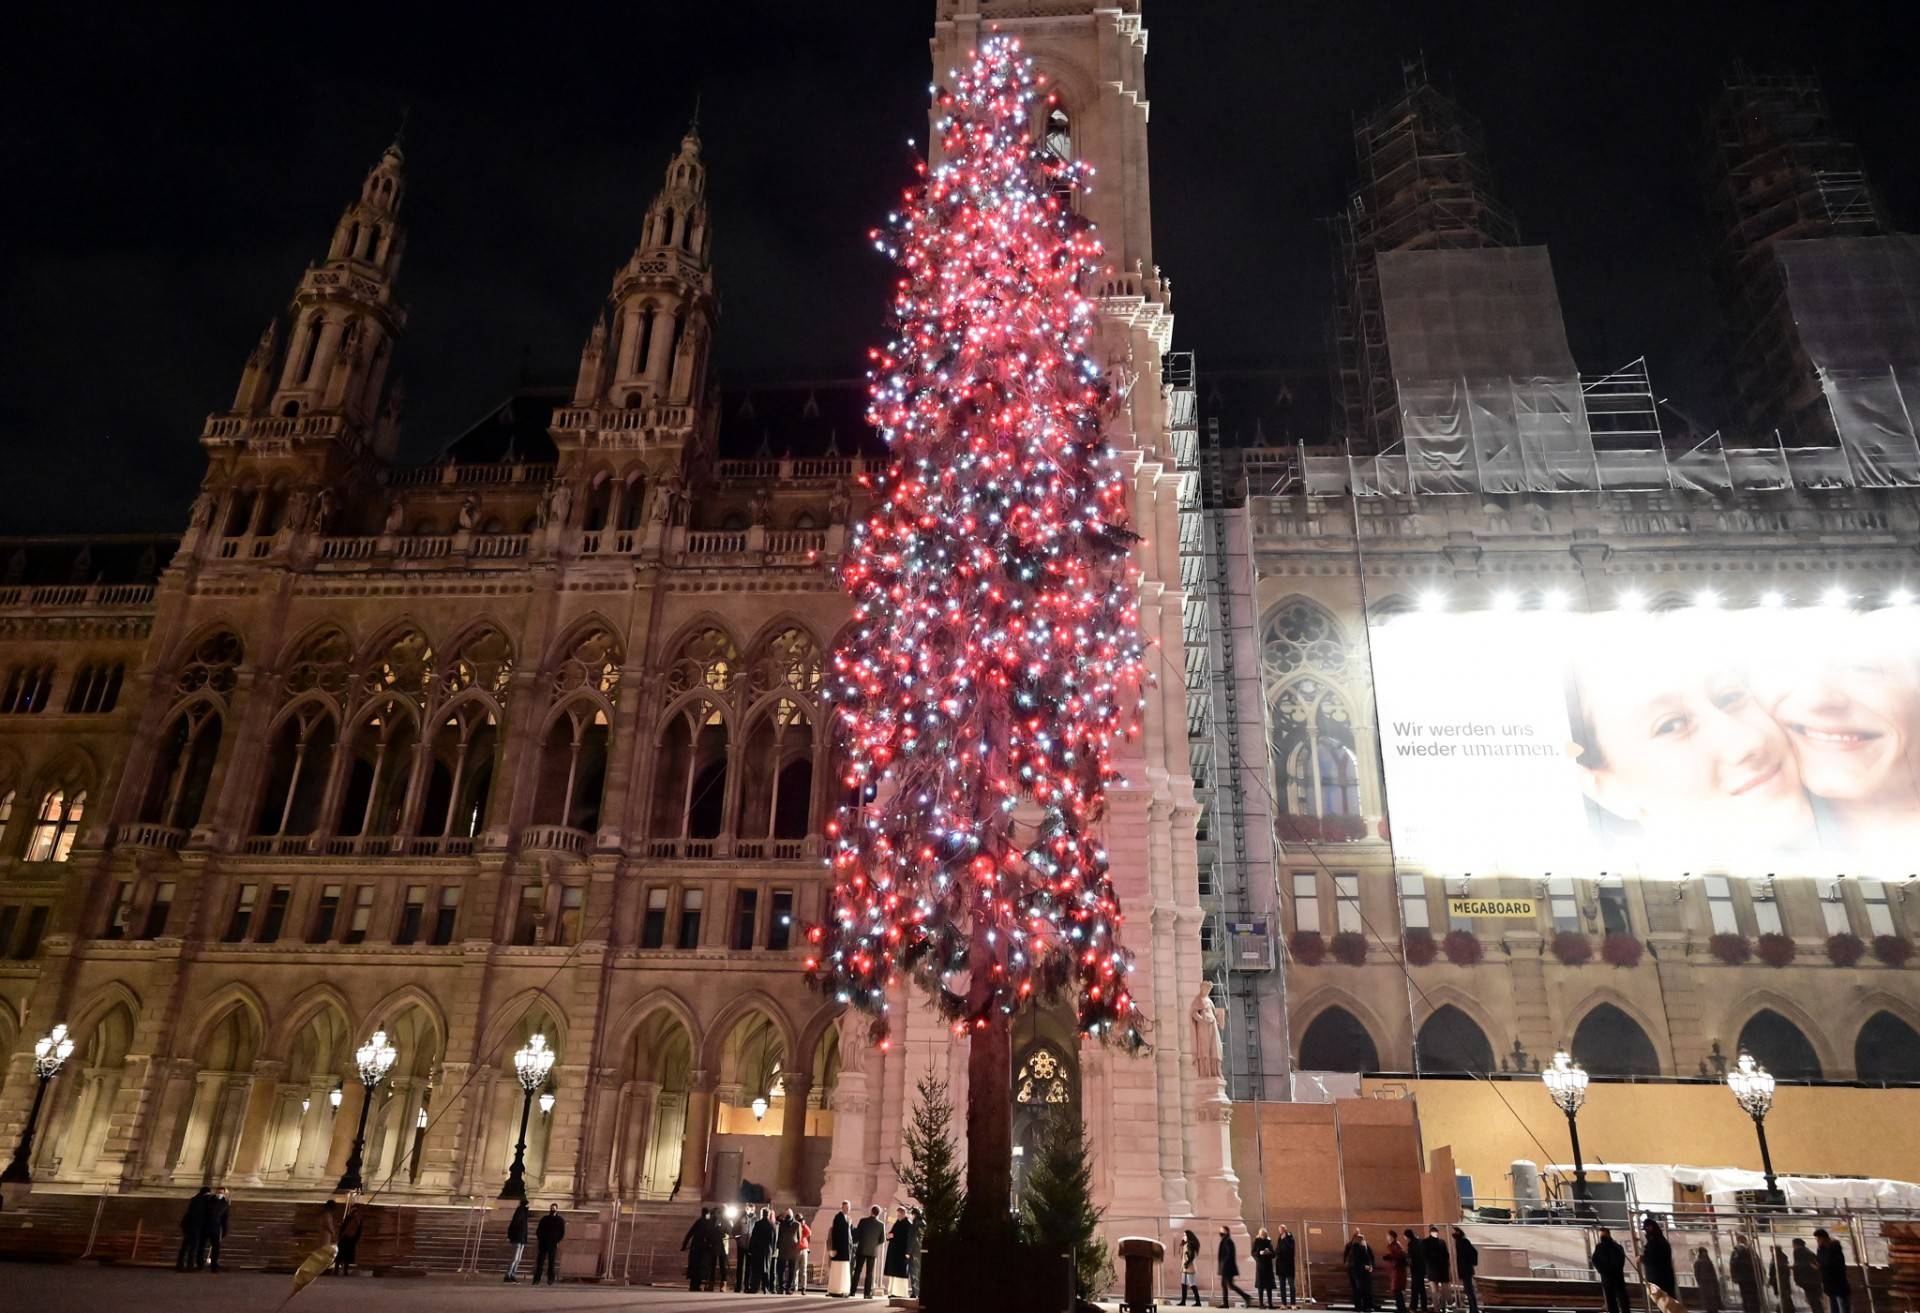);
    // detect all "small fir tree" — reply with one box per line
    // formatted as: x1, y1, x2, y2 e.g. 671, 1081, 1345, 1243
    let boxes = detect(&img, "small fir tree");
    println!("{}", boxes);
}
893, 1069, 966, 1249
1019, 1111, 1110, 1302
